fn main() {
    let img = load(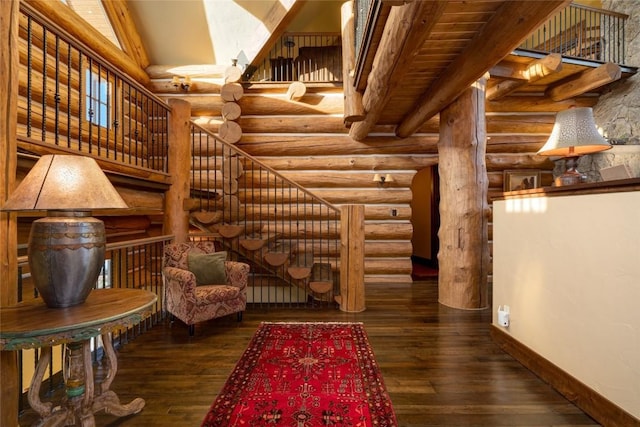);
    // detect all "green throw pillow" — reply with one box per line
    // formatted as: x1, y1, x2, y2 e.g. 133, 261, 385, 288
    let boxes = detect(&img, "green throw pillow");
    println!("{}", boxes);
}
187, 251, 227, 285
